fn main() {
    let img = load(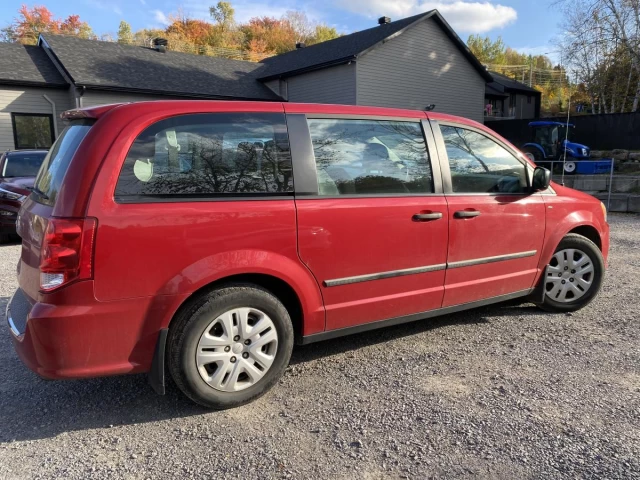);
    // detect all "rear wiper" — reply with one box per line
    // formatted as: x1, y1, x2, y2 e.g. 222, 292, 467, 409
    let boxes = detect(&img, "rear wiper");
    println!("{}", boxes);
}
27, 186, 49, 200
